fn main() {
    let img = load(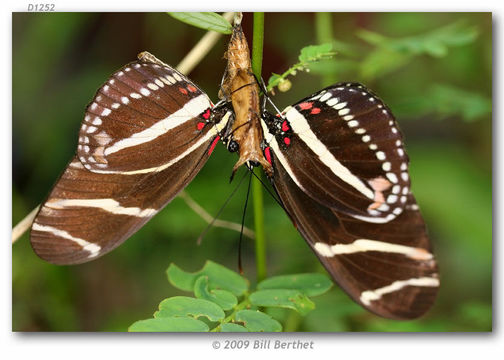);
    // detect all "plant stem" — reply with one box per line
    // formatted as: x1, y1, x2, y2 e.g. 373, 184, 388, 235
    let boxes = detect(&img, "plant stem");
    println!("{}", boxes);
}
210, 295, 251, 332
315, 12, 333, 44
252, 13, 264, 77
283, 311, 302, 332
251, 12, 267, 283
315, 12, 337, 86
